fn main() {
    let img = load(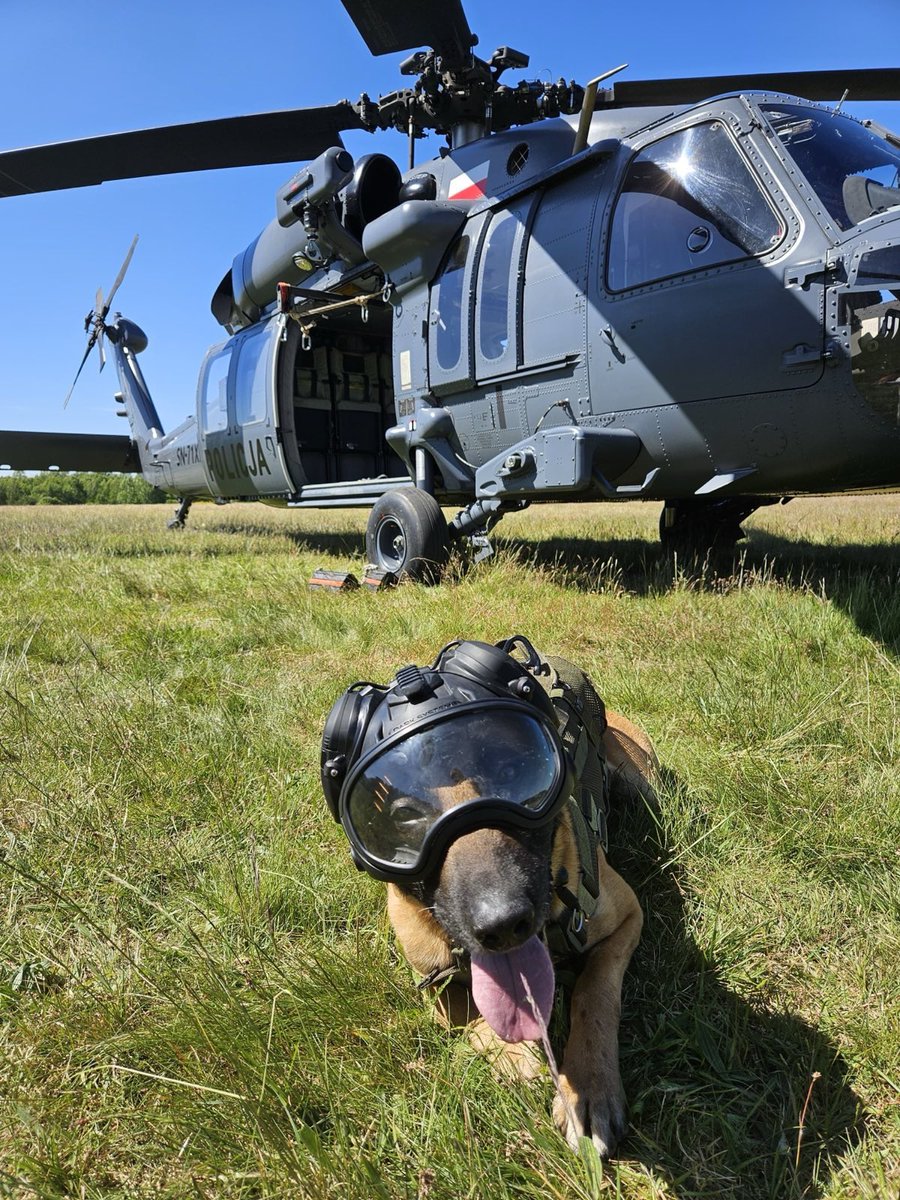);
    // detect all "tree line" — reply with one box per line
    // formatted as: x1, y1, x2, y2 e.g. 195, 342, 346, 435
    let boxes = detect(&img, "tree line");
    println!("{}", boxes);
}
0, 472, 166, 505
